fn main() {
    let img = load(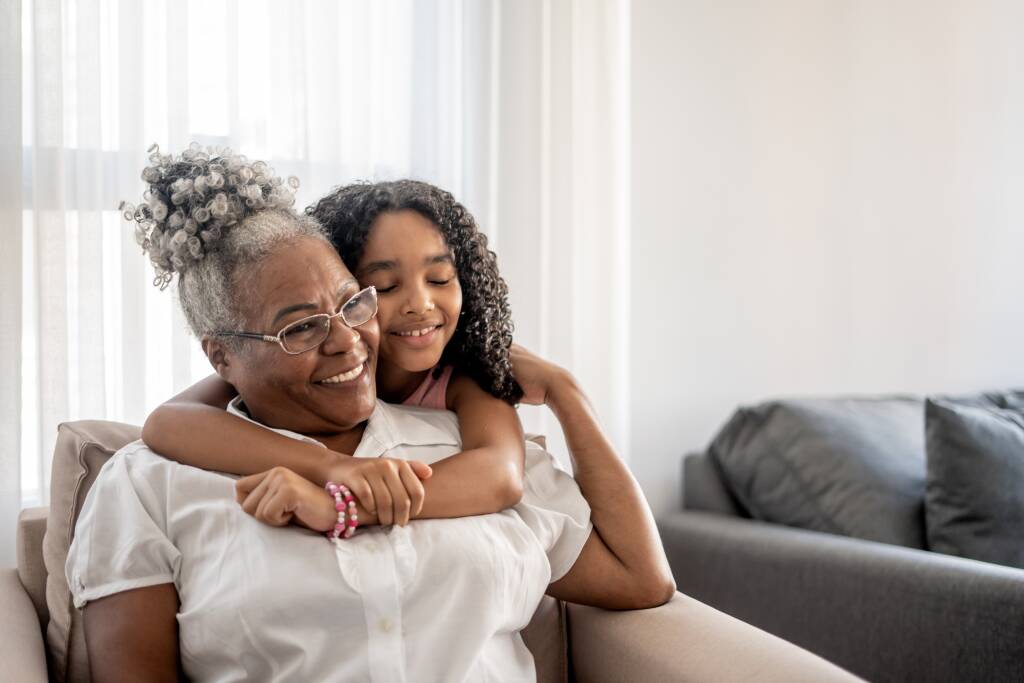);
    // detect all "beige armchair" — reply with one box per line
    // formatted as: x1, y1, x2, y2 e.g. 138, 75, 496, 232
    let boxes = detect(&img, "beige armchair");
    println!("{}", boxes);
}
2, 421, 862, 682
